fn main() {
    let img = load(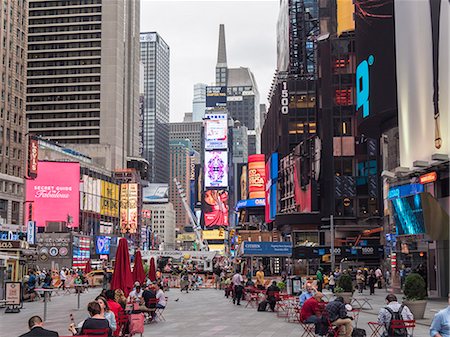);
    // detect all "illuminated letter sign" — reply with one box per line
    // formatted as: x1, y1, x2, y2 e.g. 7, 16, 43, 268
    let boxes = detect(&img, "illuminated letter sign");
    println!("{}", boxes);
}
281, 81, 289, 115
356, 55, 374, 118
